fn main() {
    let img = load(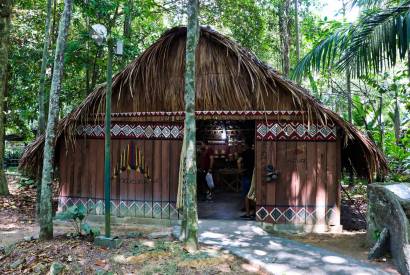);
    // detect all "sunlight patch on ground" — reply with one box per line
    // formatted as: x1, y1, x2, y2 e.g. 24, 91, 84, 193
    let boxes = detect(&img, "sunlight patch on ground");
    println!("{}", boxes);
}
322, 255, 347, 264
